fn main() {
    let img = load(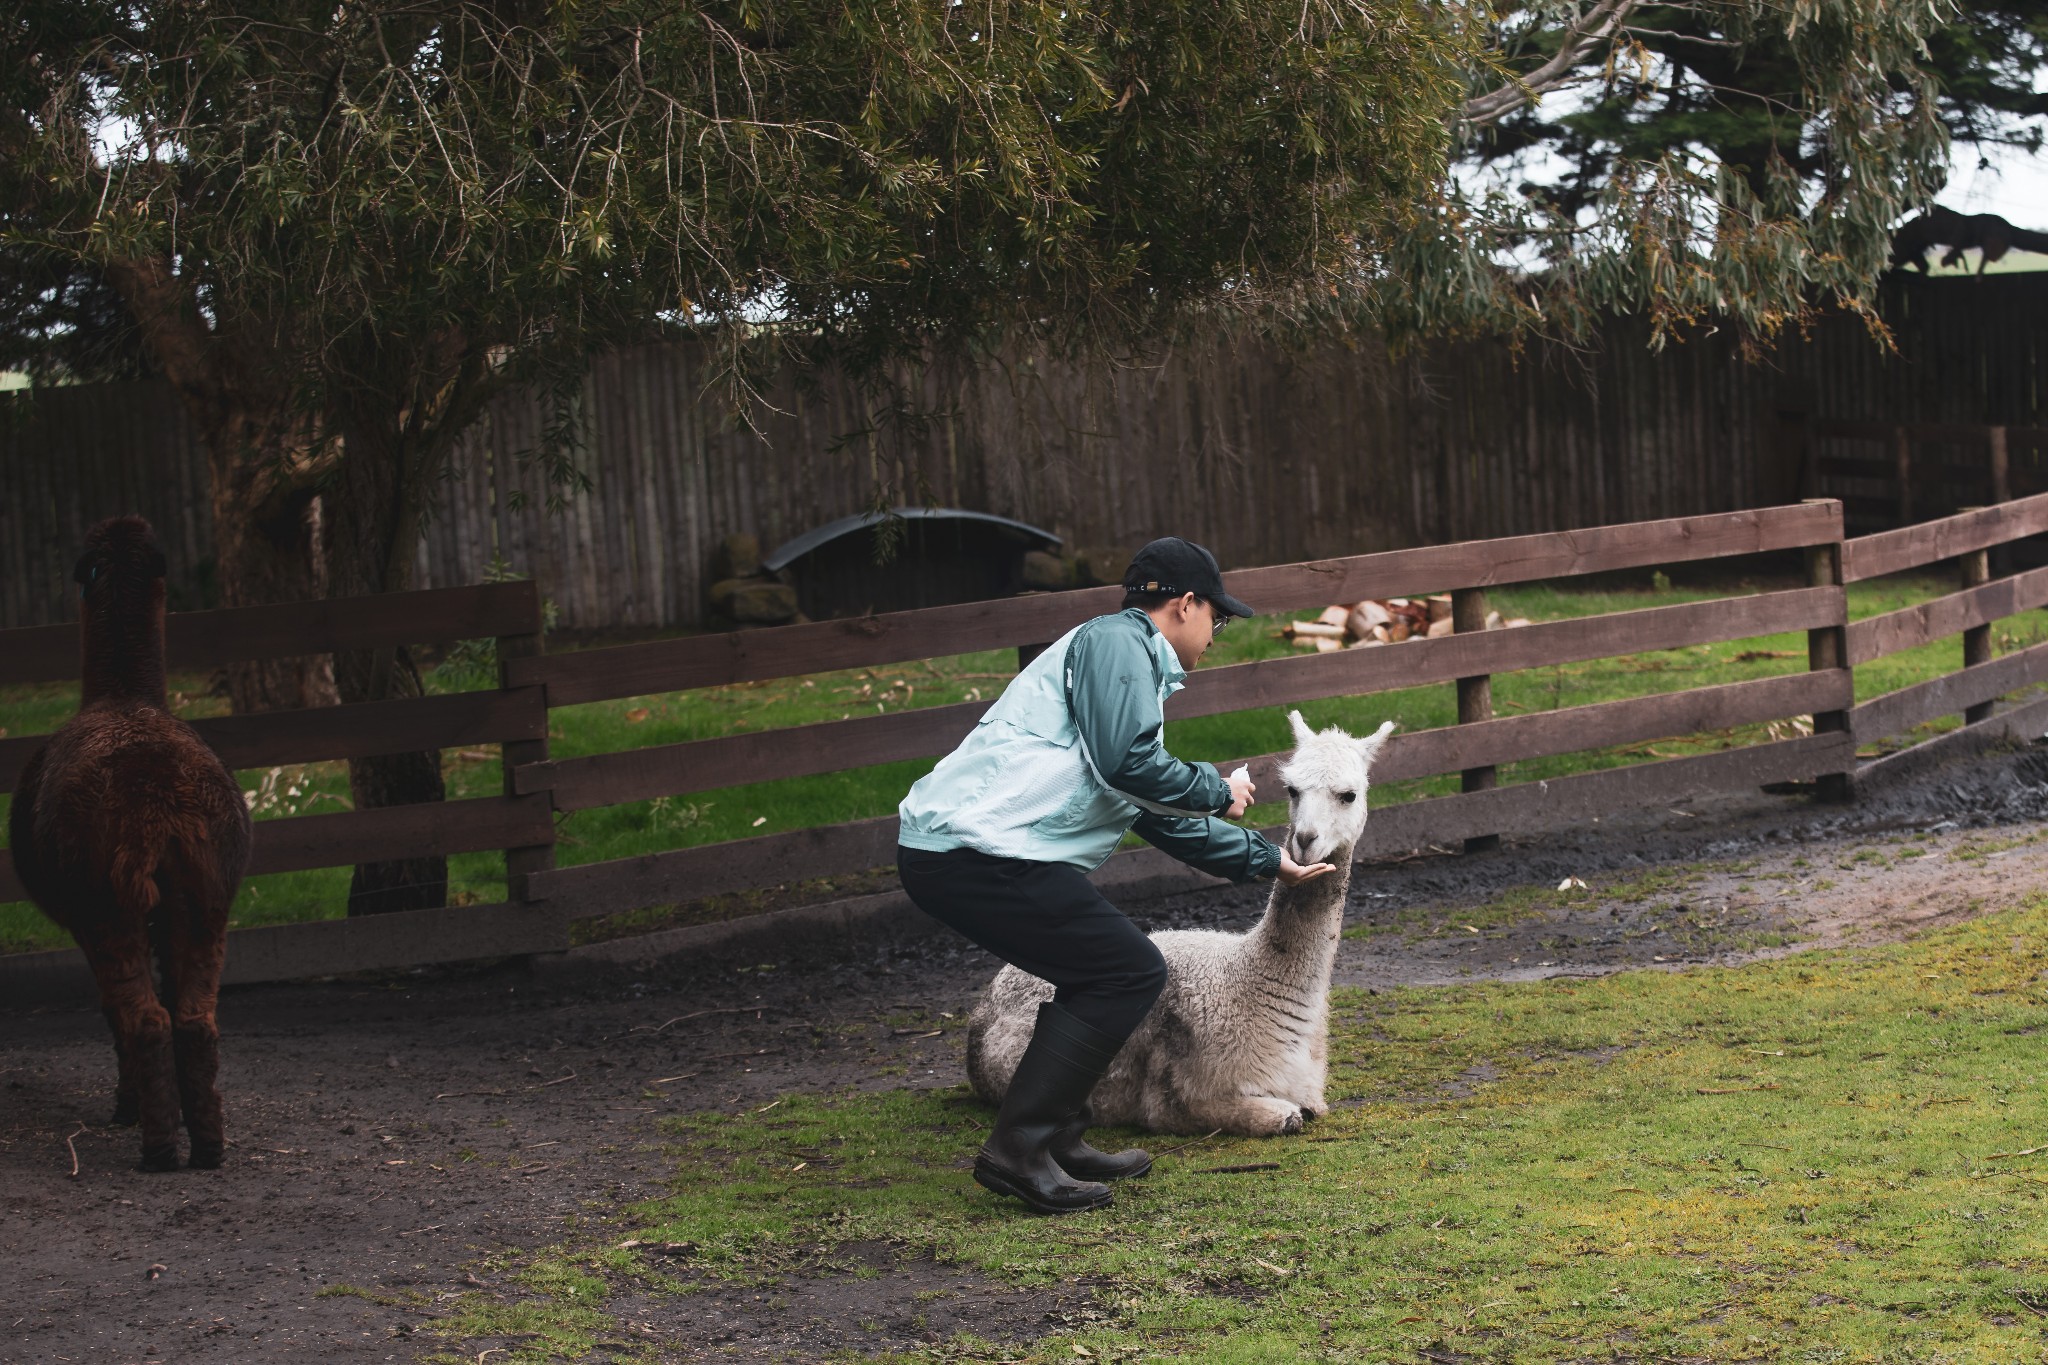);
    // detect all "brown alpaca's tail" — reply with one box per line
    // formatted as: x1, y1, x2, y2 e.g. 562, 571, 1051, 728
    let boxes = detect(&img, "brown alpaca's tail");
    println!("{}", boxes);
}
106, 810, 217, 916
